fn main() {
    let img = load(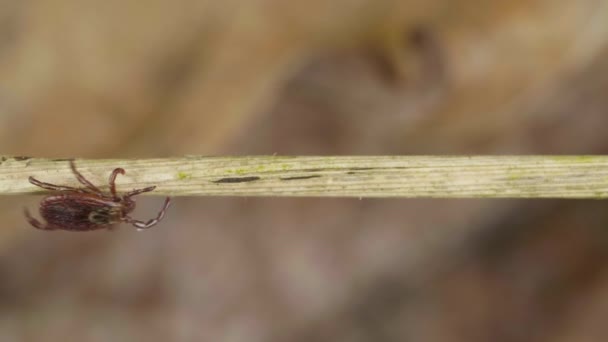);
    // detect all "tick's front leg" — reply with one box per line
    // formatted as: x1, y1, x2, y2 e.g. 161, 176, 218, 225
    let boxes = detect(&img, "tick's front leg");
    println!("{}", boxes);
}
124, 197, 171, 229
108, 168, 126, 199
